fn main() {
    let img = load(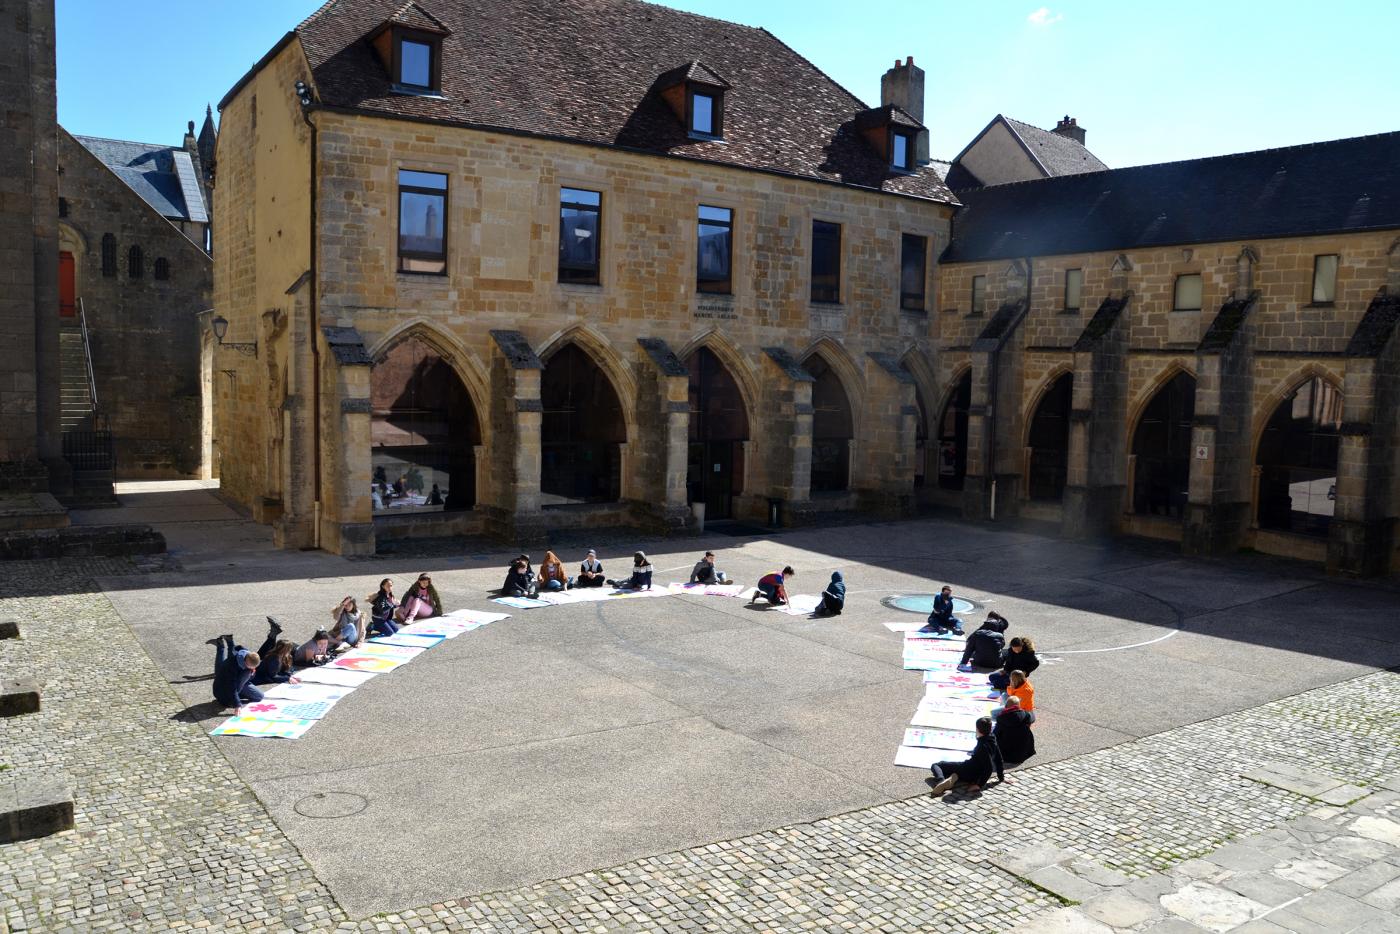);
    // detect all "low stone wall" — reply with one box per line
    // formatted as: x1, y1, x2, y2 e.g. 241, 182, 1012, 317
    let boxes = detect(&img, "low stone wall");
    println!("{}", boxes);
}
0, 525, 165, 561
